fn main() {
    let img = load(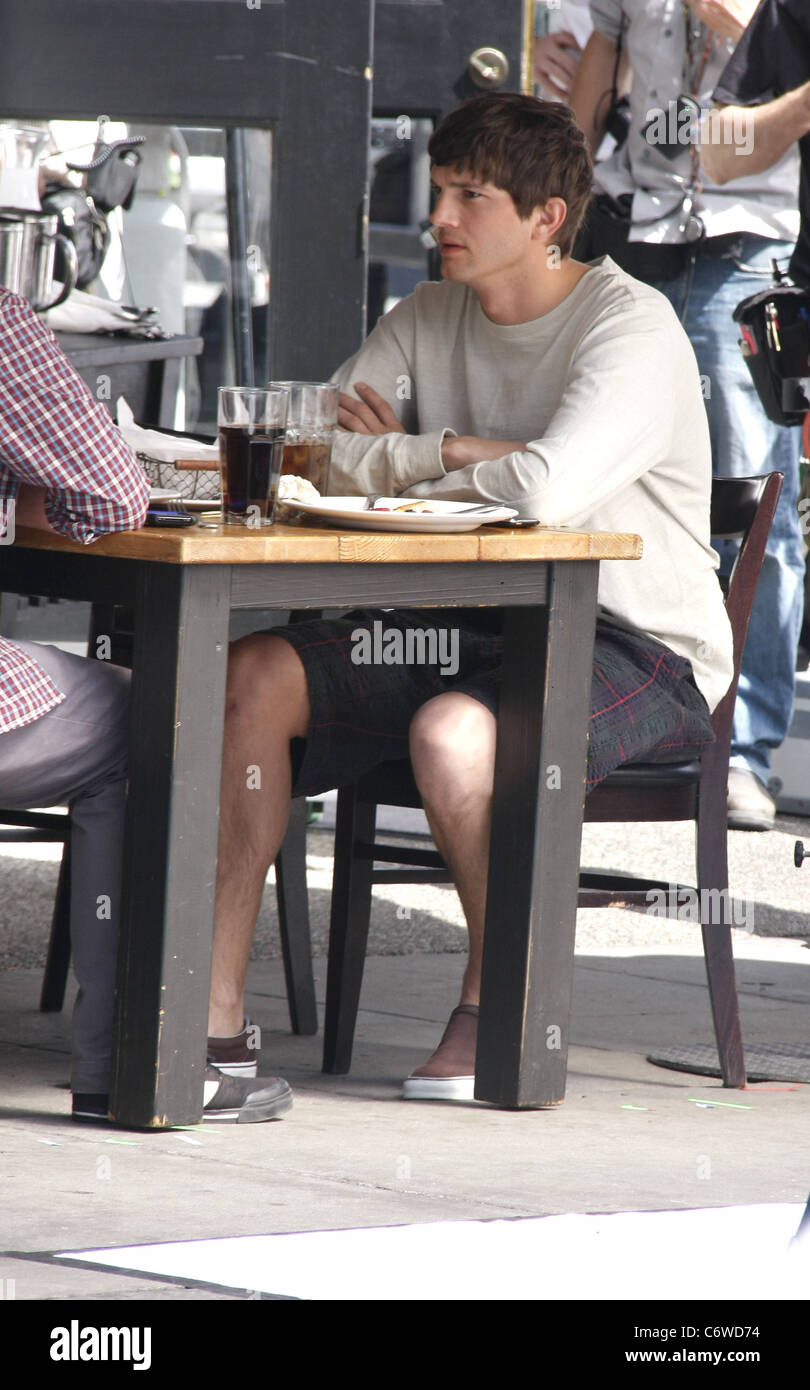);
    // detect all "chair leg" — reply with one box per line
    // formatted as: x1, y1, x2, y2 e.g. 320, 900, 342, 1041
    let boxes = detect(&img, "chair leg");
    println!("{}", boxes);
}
40, 846, 71, 1013
697, 780, 746, 1087
322, 785, 377, 1074
274, 797, 318, 1035
700, 919, 746, 1087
